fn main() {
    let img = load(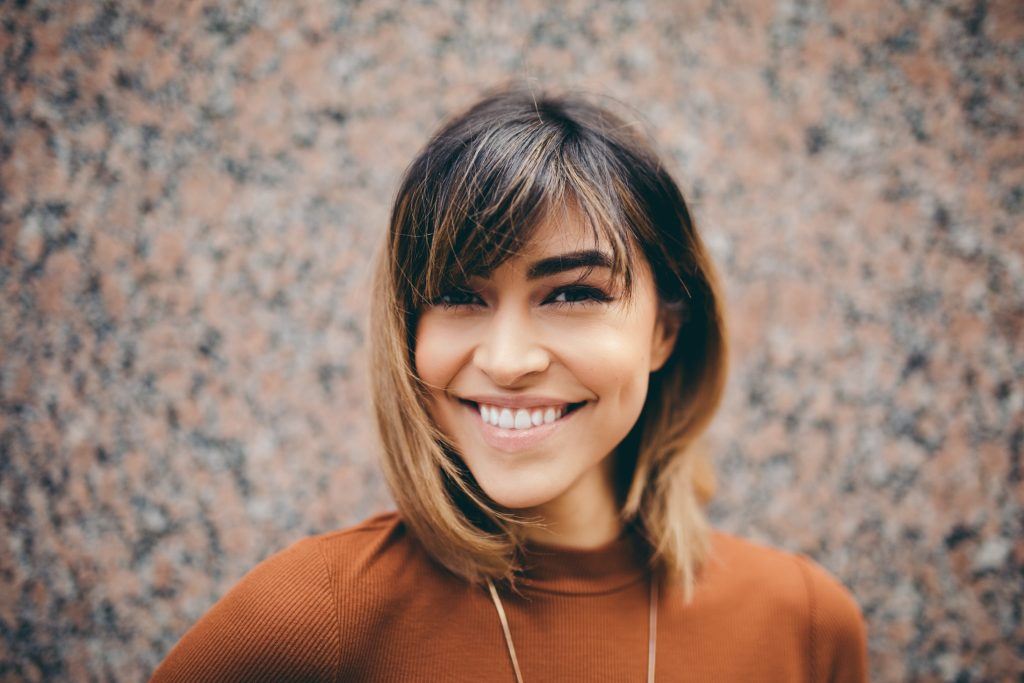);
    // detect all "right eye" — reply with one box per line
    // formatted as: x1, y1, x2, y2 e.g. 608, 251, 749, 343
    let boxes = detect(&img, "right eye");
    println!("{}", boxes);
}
430, 288, 482, 309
